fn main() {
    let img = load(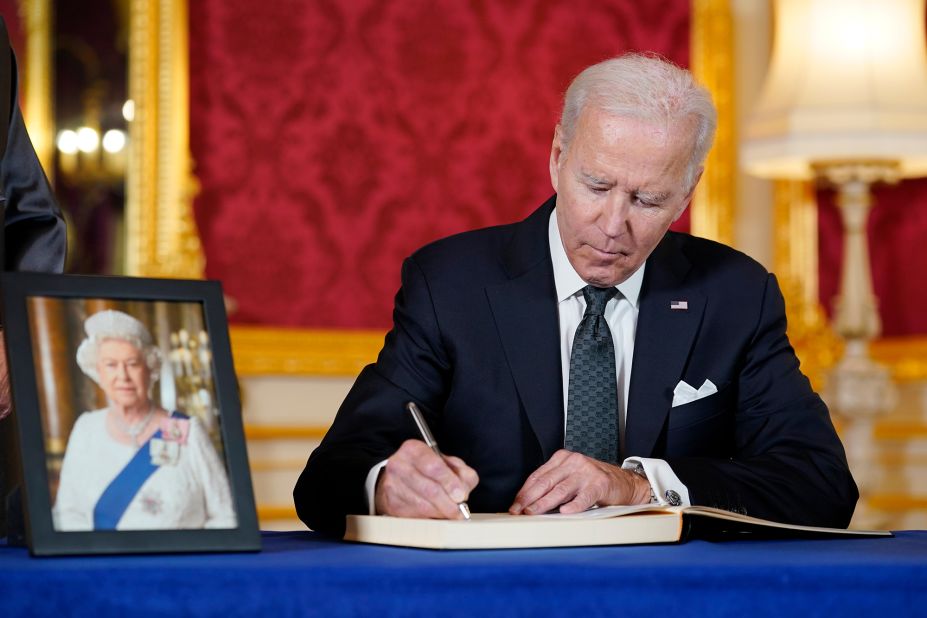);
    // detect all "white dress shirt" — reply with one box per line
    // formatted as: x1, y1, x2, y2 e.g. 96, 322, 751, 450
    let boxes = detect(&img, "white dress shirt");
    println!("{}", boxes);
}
548, 210, 689, 507
363, 210, 691, 514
